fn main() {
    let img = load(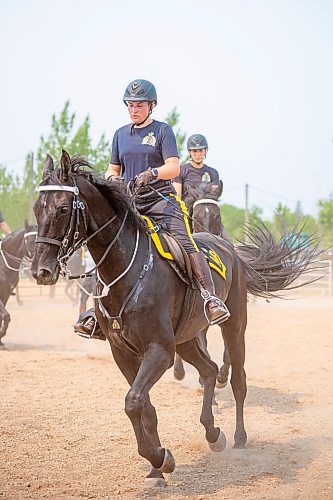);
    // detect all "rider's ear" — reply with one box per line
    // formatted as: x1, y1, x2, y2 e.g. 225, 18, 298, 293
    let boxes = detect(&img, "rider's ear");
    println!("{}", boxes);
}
42, 154, 54, 179
60, 150, 72, 181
